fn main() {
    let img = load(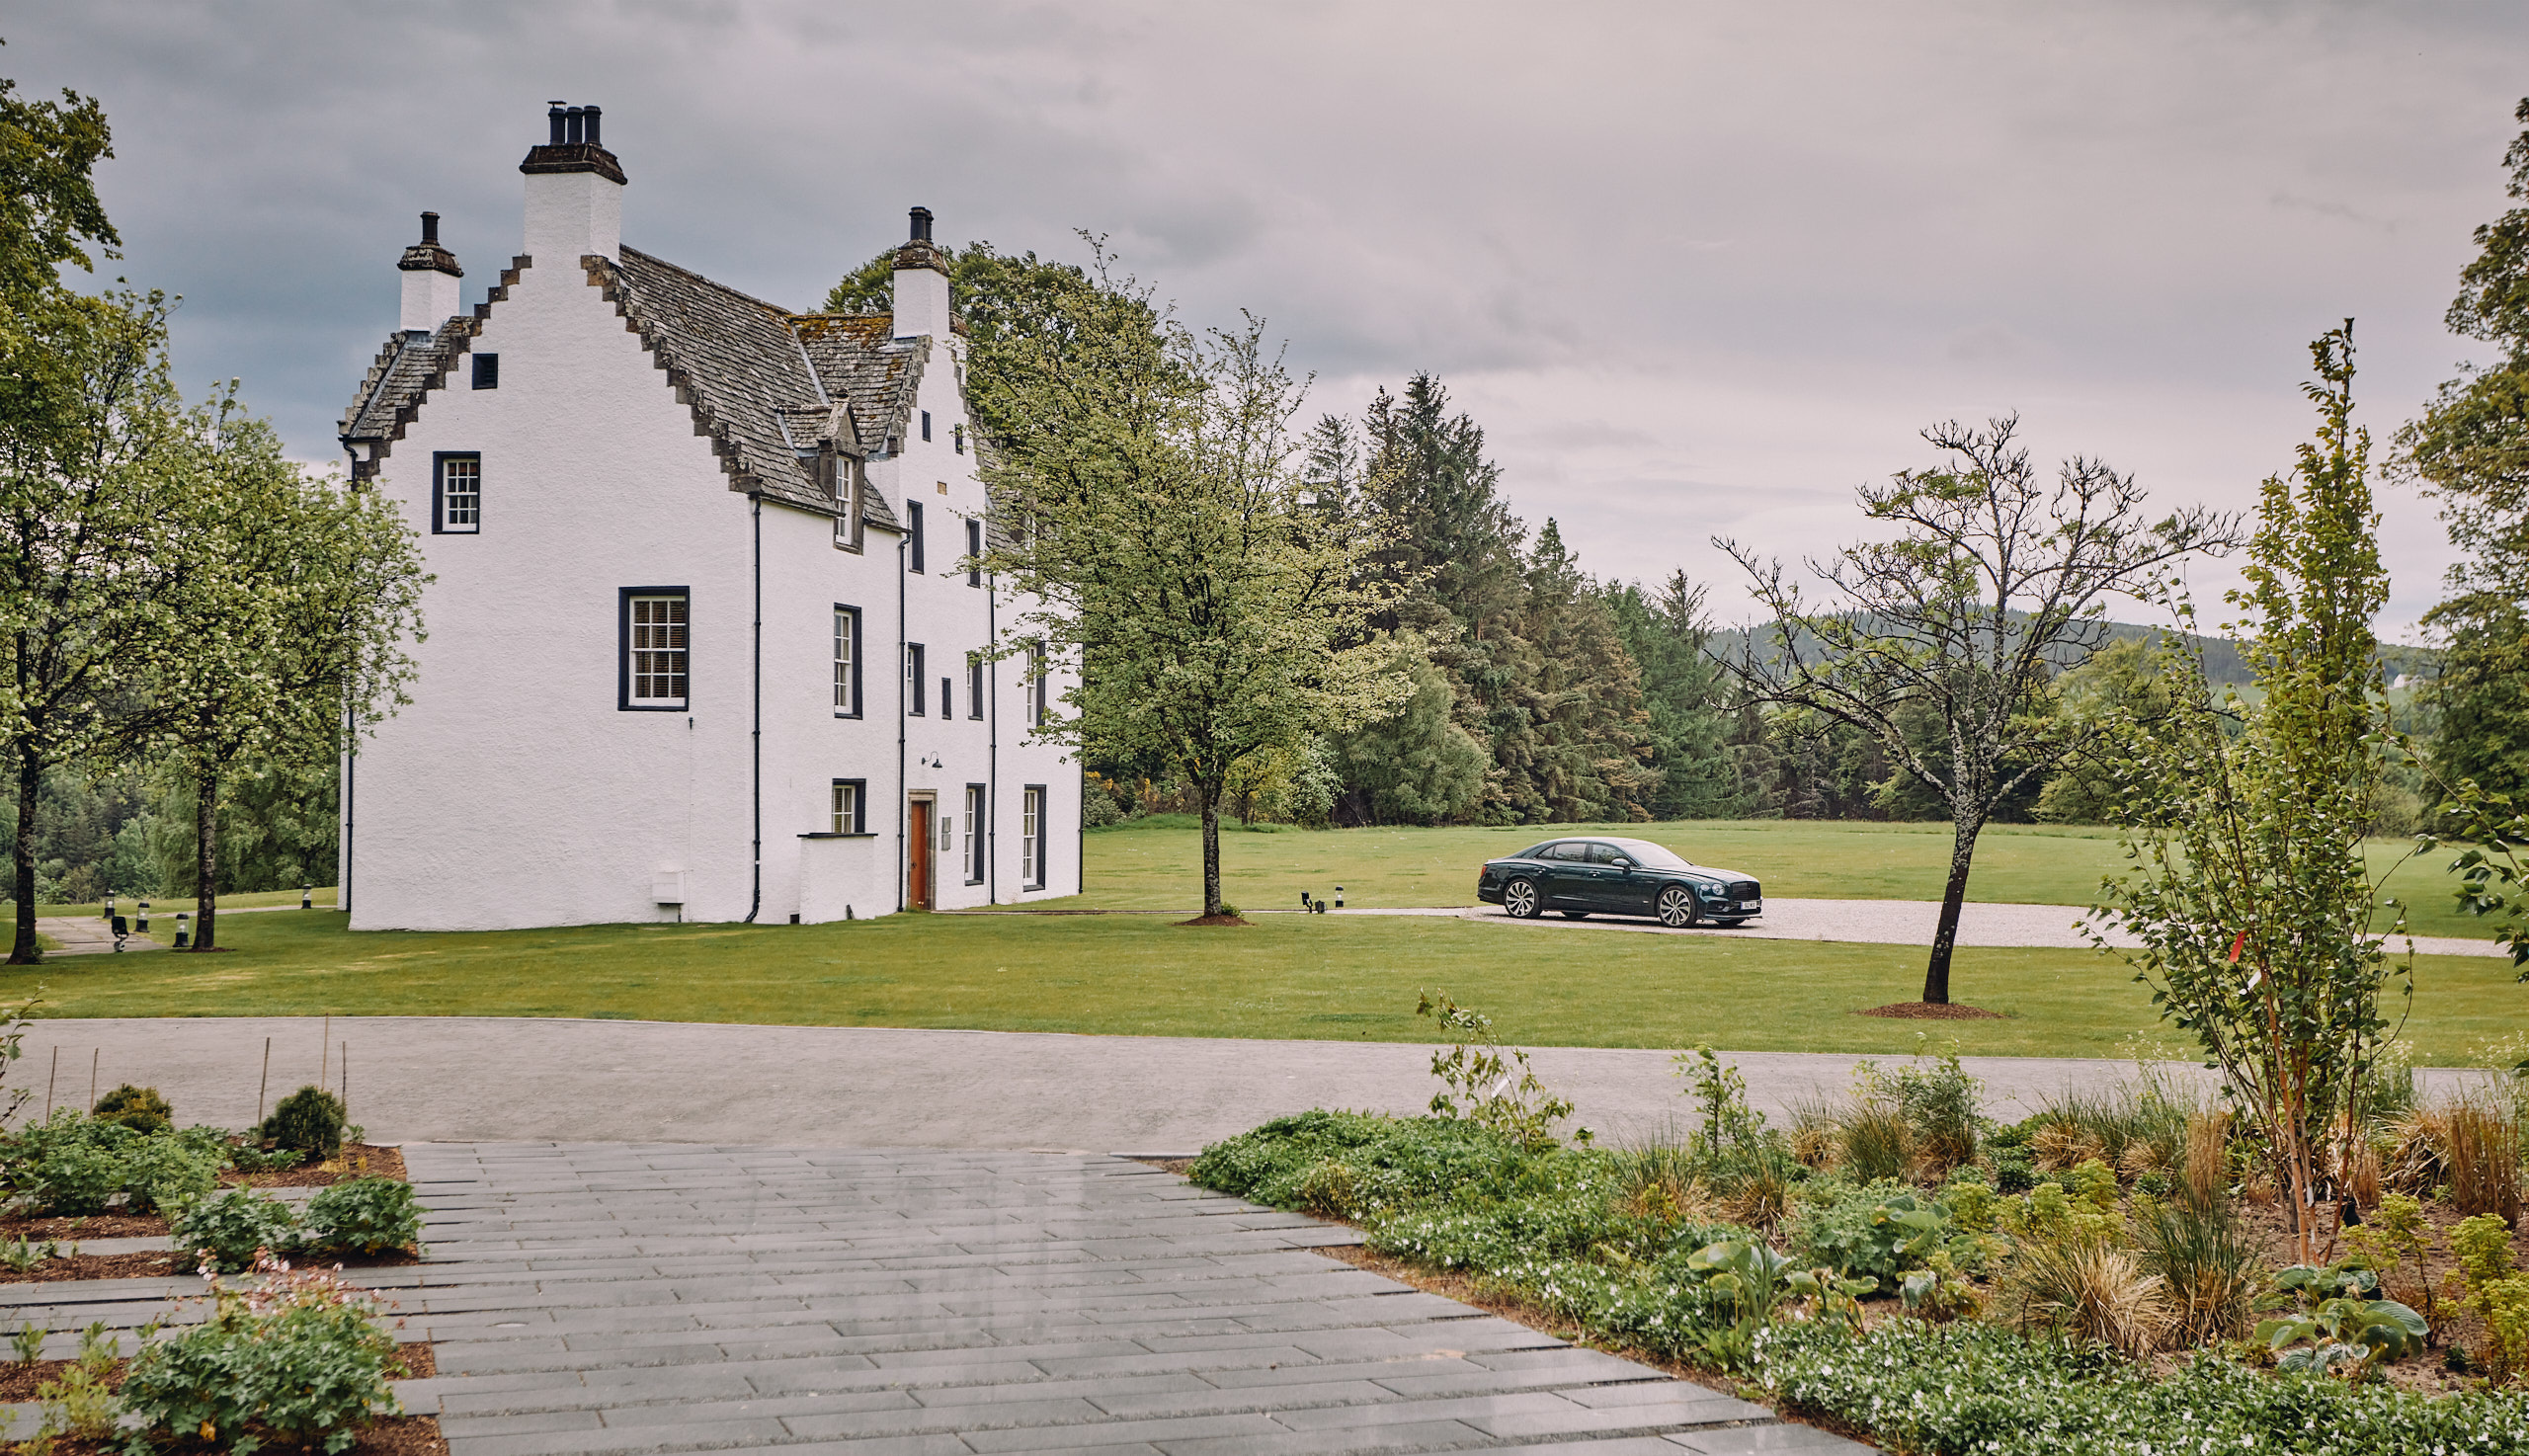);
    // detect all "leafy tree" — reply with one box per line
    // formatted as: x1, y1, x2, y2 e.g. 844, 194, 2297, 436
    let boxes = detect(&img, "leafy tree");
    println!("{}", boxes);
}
1326, 642, 1489, 825
974, 260, 1409, 918
0, 289, 191, 961
2033, 637, 2182, 824
1718, 416, 2234, 1004
2400, 97, 2529, 809
2094, 324, 2409, 1263
0, 56, 116, 303
153, 393, 423, 949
